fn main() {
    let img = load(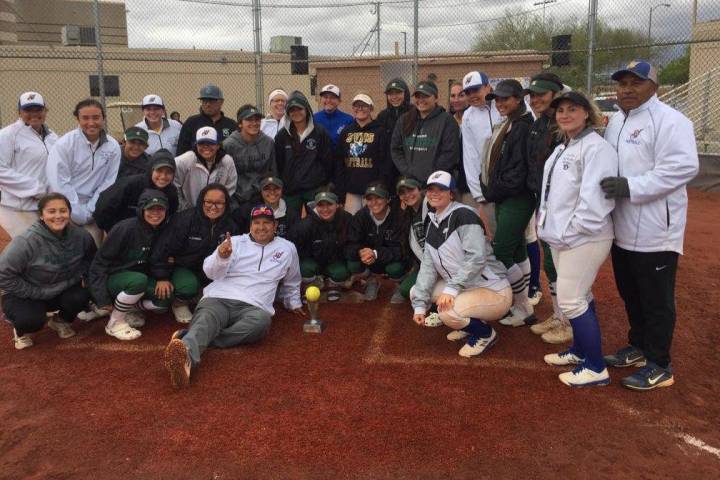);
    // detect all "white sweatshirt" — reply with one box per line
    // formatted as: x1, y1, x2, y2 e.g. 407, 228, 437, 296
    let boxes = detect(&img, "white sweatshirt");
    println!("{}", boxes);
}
260, 118, 280, 140
135, 118, 183, 156
461, 102, 502, 202
202, 233, 303, 315
538, 128, 618, 250
604, 95, 699, 254
46, 128, 121, 225
0, 119, 58, 211
173, 150, 238, 210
